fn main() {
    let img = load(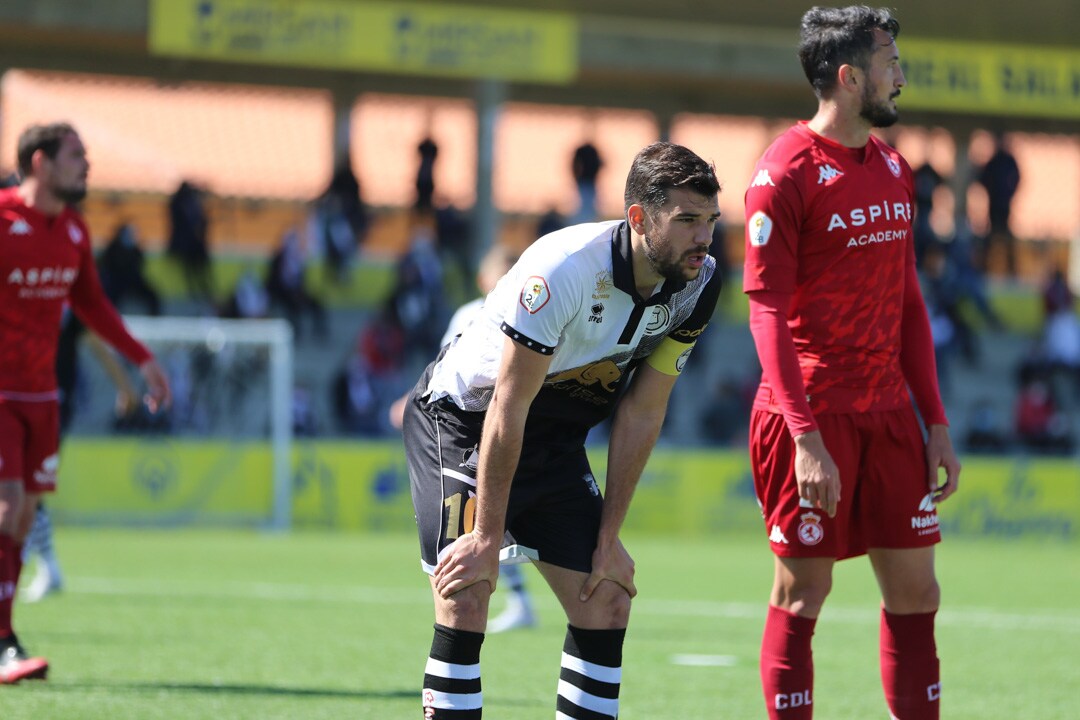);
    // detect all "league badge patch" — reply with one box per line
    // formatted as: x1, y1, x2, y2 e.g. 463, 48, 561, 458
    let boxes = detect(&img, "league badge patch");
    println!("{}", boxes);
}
520, 275, 550, 314
748, 211, 773, 247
